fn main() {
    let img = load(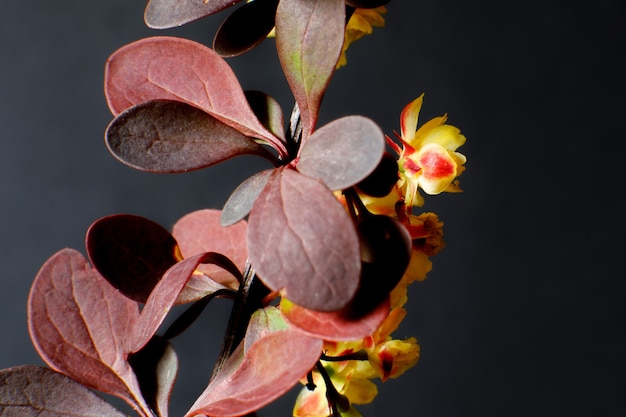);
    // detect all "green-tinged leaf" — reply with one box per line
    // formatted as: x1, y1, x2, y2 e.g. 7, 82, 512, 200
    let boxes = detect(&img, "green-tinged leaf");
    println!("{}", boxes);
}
86, 214, 180, 304
132, 252, 240, 353
104, 36, 286, 156
247, 167, 361, 312
221, 169, 274, 226
106, 100, 276, 173
129, 337, 179, 417
297, 115, 385, 191
186, 307, 322, 417
145, 0, 246, 29
280, 298, 389, 341
244, 305, 290, 349
346, 0, 391, 7
275, 0, 345, 139
172, 209, 248, 298
214, 0, 279, 57
245, 90, 286, 142
27, 249, 153, 417
0, 366, 127, 417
